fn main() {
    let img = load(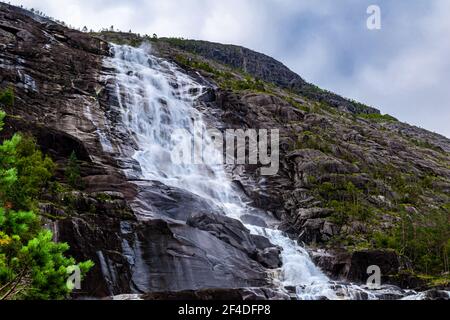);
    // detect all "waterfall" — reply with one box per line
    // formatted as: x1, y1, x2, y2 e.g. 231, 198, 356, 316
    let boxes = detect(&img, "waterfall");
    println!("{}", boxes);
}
105, 43, 417, 300
109, 43, 245, 220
